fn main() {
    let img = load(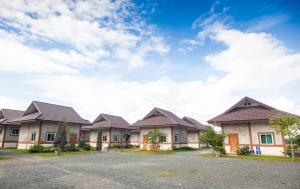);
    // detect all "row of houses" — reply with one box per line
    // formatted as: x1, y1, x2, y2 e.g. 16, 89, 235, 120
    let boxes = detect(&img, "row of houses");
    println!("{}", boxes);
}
0, 97, 298, 156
